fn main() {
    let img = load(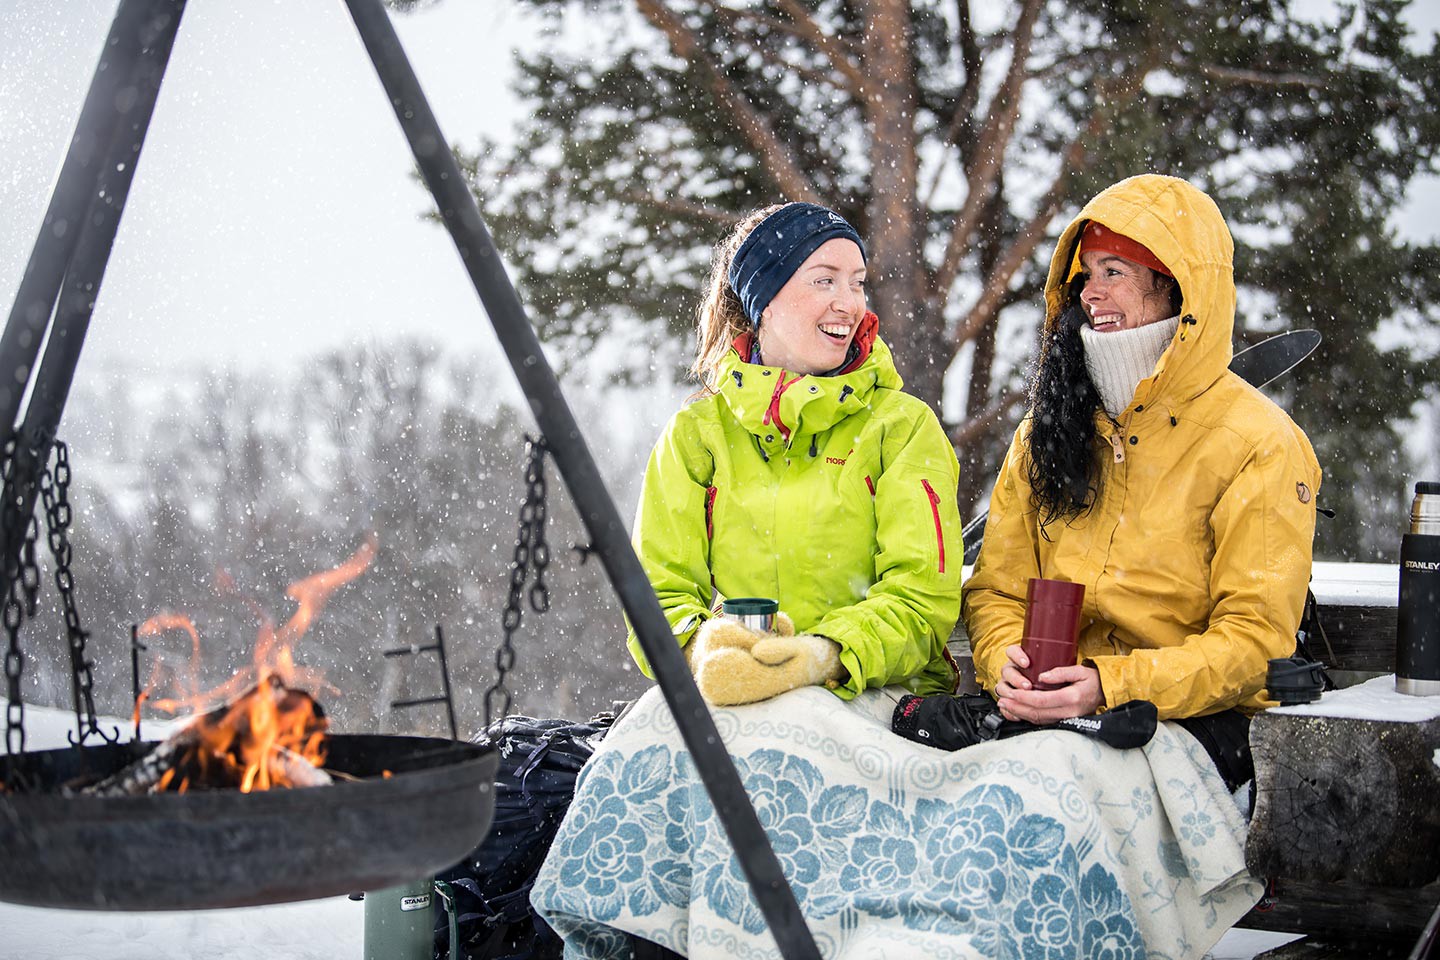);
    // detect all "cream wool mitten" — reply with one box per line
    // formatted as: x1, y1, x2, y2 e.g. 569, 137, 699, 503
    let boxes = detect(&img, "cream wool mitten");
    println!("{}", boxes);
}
695, 628, 843, 707
685, 611, 795, 666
